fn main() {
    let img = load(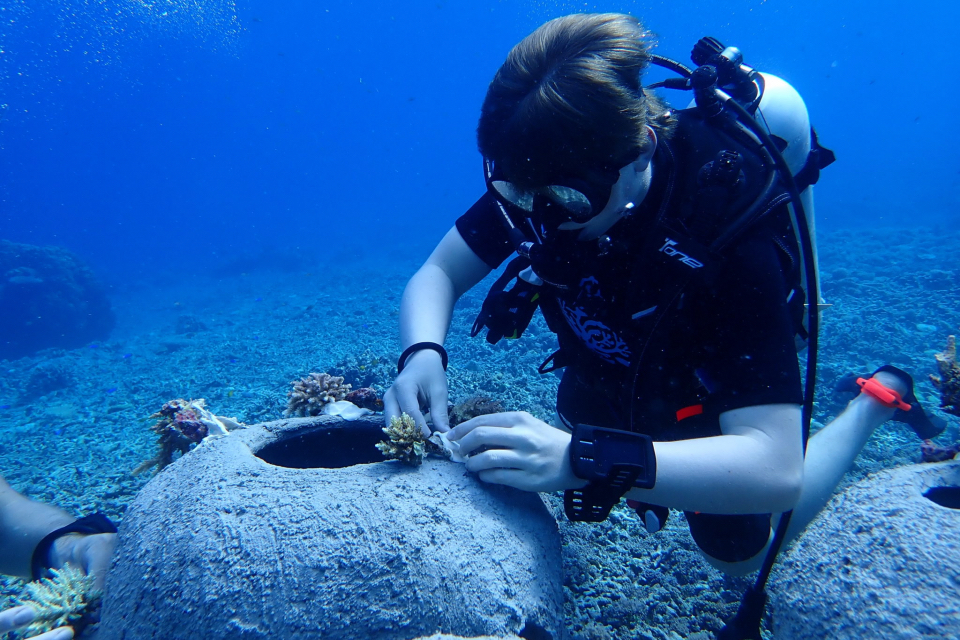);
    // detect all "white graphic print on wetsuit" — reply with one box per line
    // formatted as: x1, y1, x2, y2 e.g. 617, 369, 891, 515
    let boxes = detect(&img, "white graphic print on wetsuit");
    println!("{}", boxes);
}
558, 276, 632, 367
